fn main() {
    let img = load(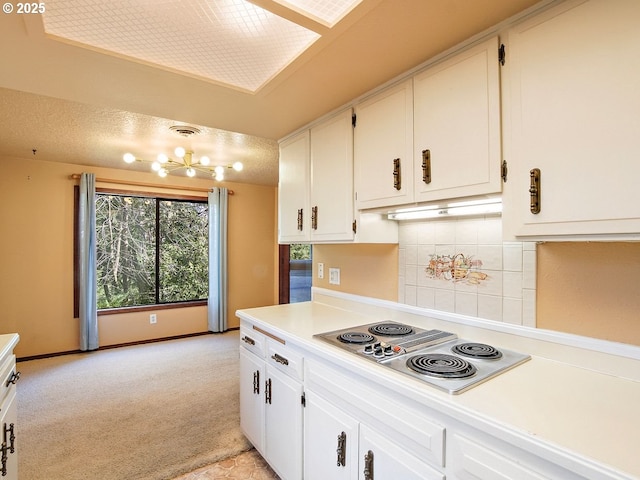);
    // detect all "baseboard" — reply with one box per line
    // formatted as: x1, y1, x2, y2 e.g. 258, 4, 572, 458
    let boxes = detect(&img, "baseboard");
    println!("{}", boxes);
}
17, 328, 239, 362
